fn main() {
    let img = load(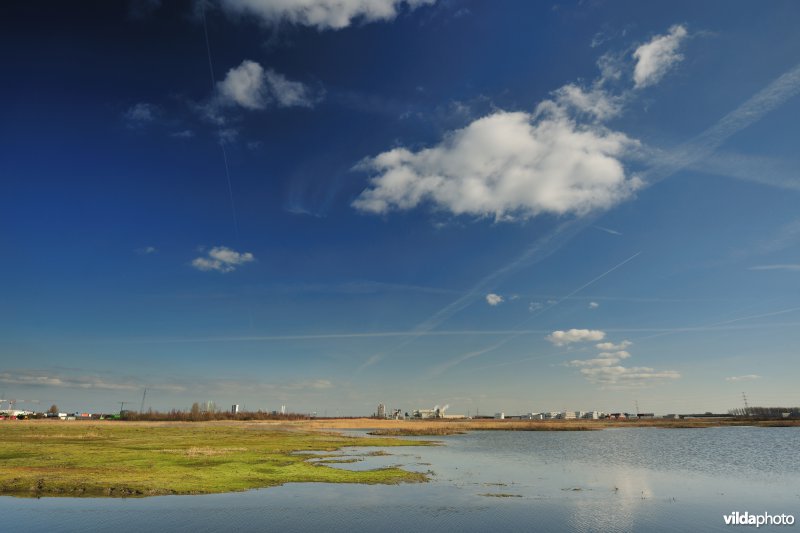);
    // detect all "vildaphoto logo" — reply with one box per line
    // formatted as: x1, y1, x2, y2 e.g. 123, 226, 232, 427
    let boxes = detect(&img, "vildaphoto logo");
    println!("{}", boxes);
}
723, 511, 795, 527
